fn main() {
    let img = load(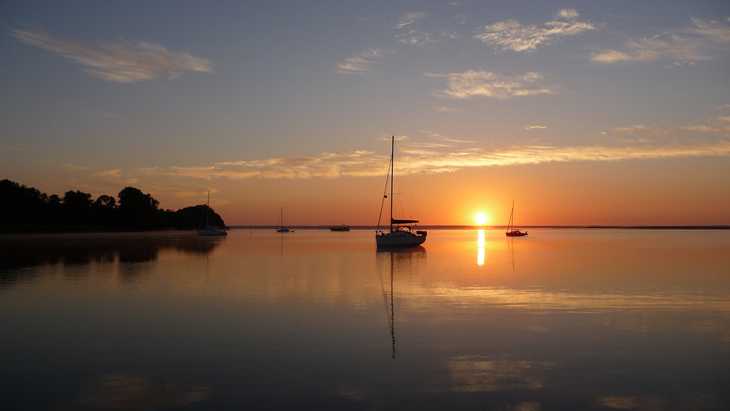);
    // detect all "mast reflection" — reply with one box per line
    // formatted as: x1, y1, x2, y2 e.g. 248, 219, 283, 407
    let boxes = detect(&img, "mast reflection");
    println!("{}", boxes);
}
376, 246, 426, 360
